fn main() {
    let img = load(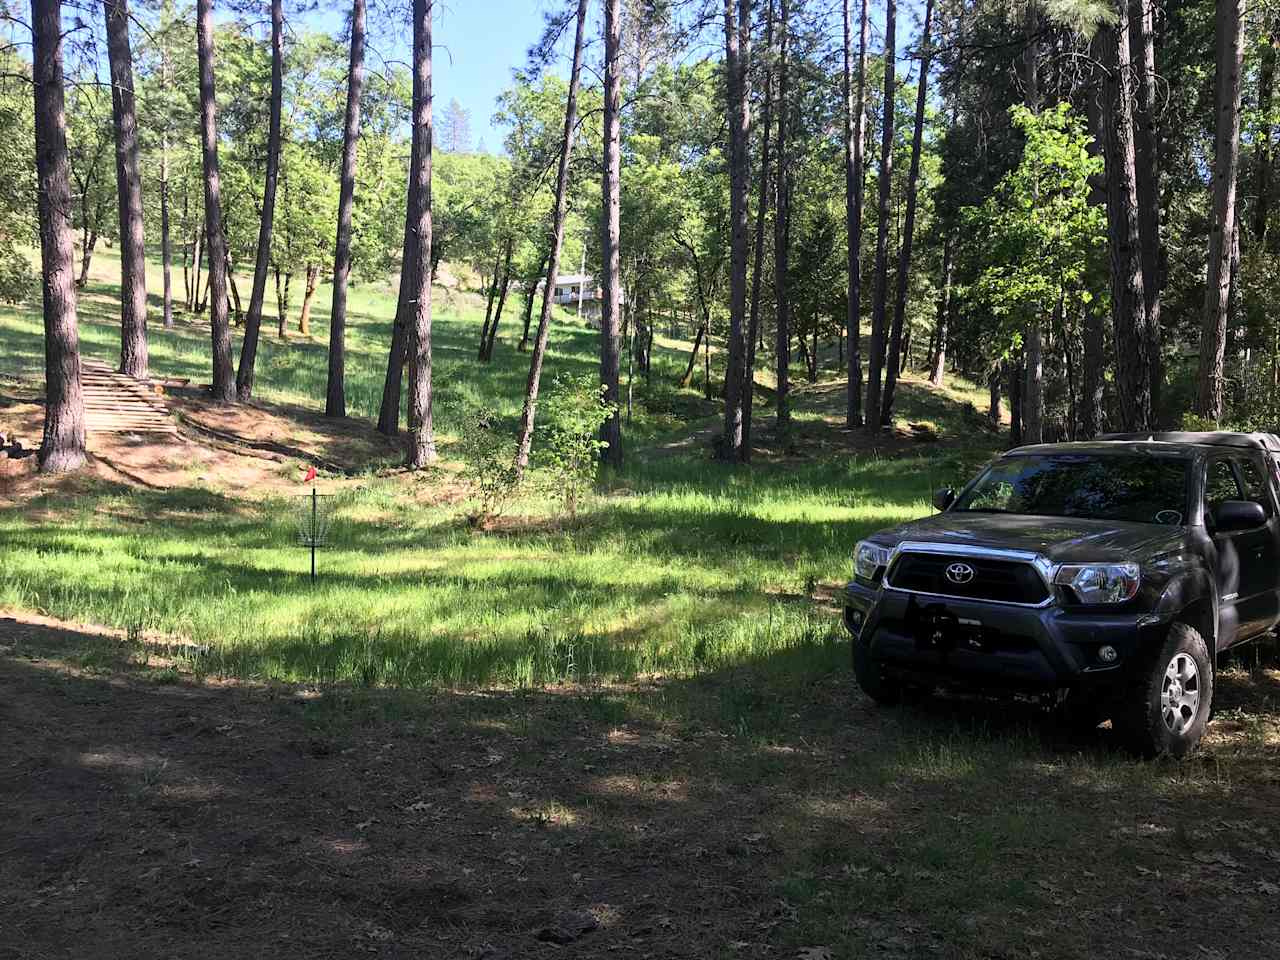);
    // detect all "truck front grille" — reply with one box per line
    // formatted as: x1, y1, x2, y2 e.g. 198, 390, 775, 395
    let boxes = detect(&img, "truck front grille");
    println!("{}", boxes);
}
886, 552, 1051, 606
